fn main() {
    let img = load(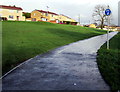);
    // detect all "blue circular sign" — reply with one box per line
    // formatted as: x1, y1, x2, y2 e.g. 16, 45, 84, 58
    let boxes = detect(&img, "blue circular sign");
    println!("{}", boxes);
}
105, 9, 111, 16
